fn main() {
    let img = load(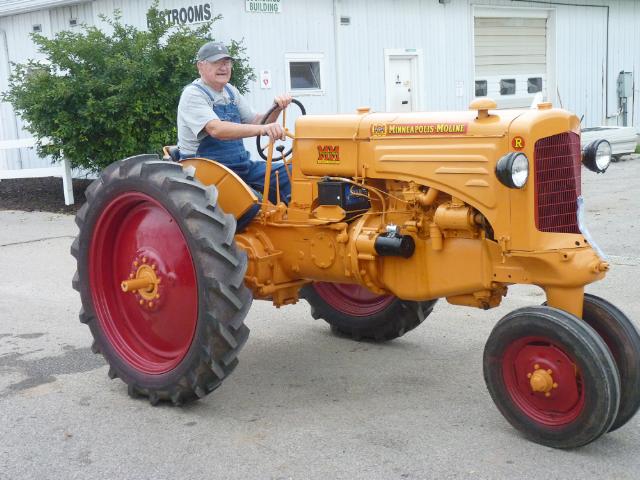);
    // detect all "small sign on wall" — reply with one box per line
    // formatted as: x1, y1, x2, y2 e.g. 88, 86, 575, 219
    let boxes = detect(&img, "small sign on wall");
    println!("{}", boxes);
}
260, 70, 272, 89
245, 0, 282, 14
